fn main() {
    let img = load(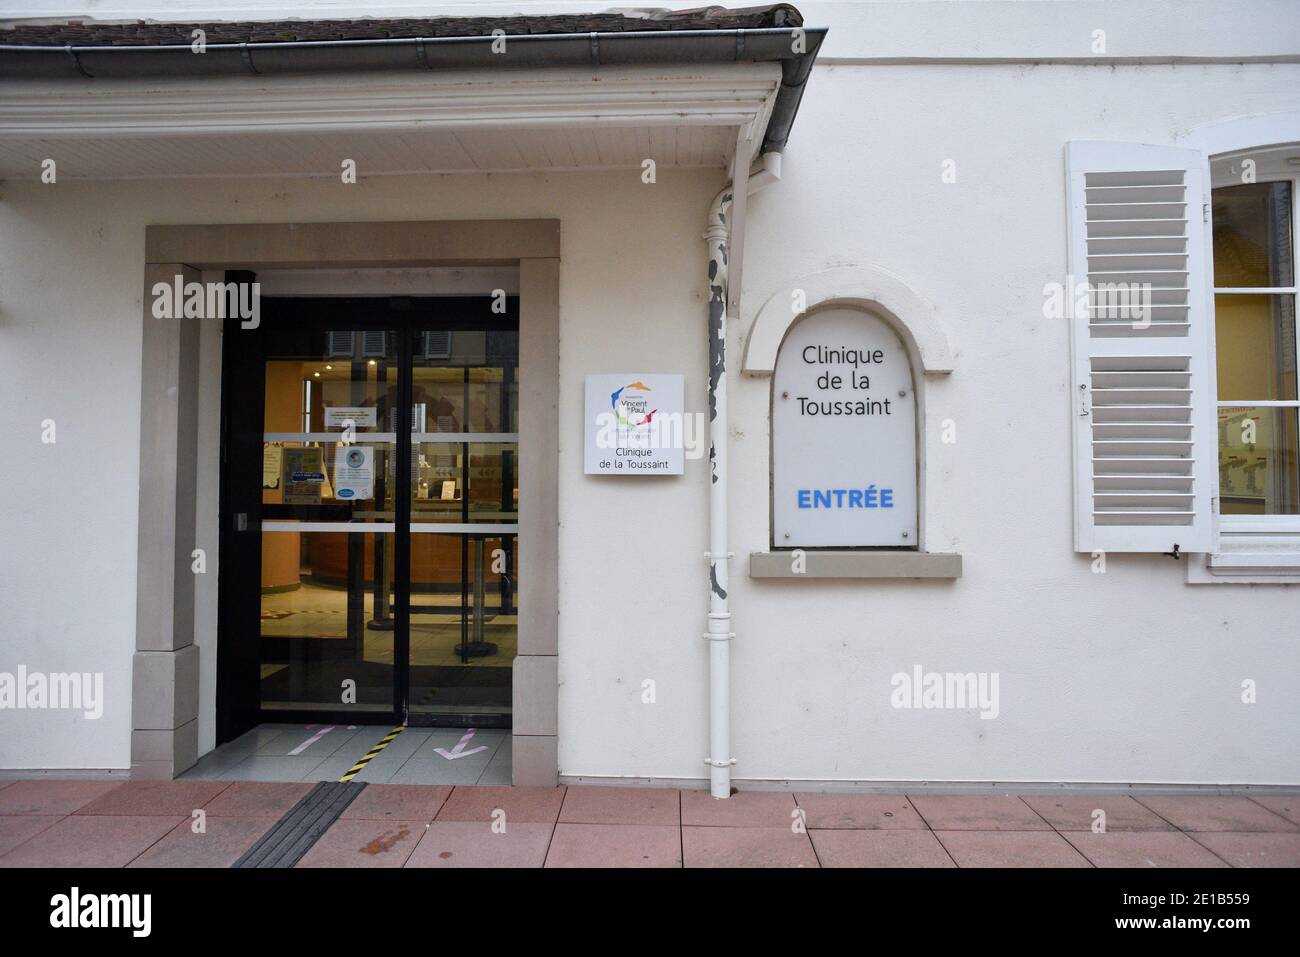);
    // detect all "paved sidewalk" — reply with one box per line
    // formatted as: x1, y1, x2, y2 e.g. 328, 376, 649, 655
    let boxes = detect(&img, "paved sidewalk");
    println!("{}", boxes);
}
0, 780, 1297, 867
